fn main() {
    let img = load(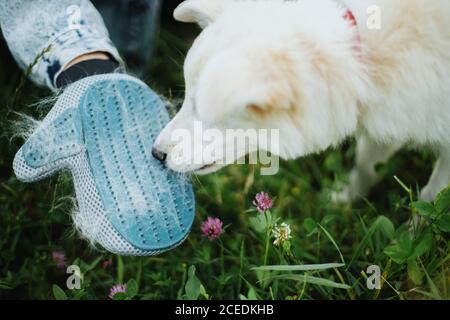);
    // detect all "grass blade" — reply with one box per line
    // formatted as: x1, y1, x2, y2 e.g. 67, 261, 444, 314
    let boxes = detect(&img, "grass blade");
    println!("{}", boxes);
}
266, 274, 351, 289
252, 263, 345, 272
318, 224, 346, 265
